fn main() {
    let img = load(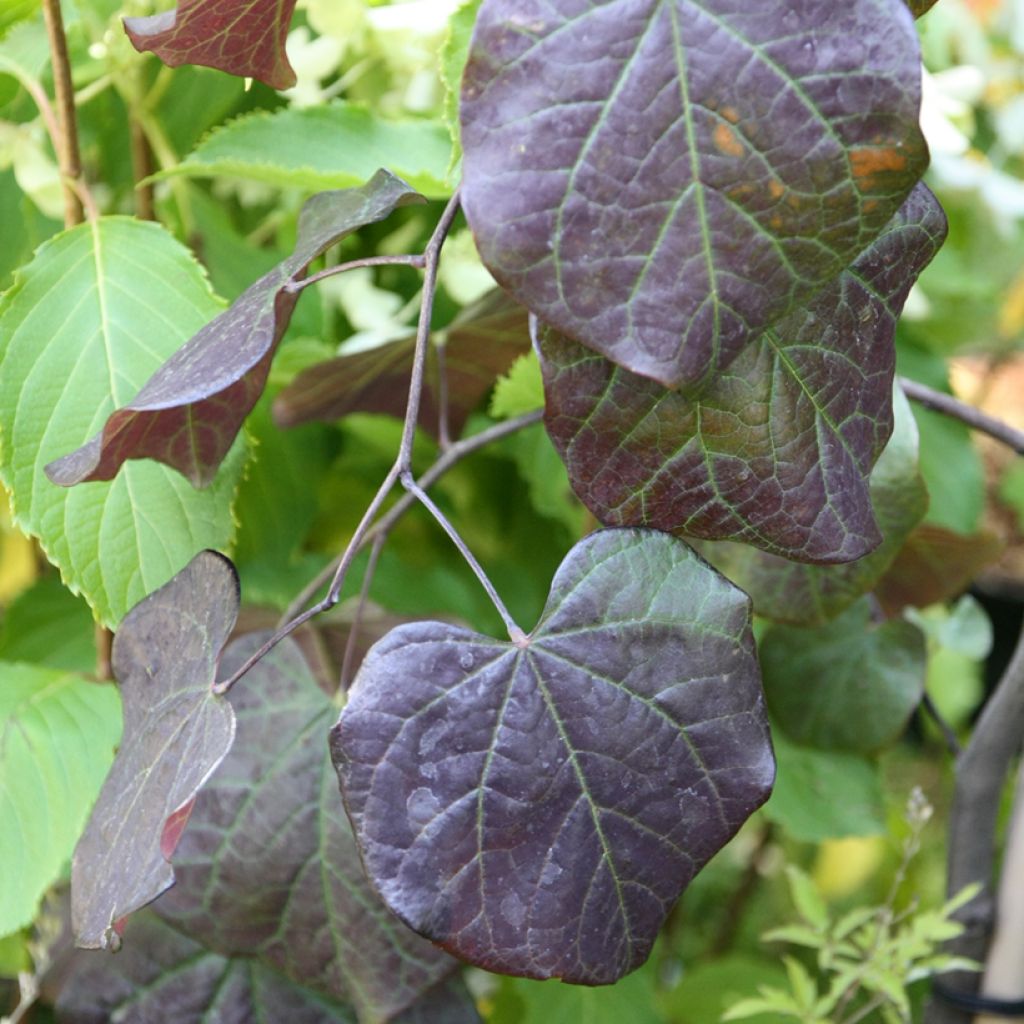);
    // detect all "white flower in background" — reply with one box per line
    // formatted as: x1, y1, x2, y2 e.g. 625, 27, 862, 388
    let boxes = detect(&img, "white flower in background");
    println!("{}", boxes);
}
283, 26, 345, 108
322, 269, 417, 354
